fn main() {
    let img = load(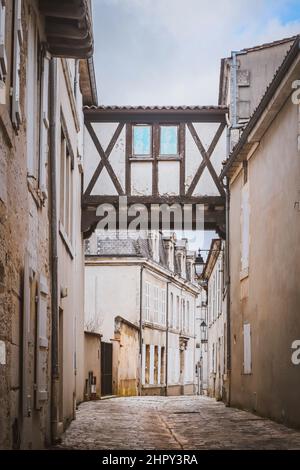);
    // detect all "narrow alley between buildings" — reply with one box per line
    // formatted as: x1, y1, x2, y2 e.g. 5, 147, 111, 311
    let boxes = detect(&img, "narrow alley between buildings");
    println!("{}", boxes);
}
55, 396, 300, 450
